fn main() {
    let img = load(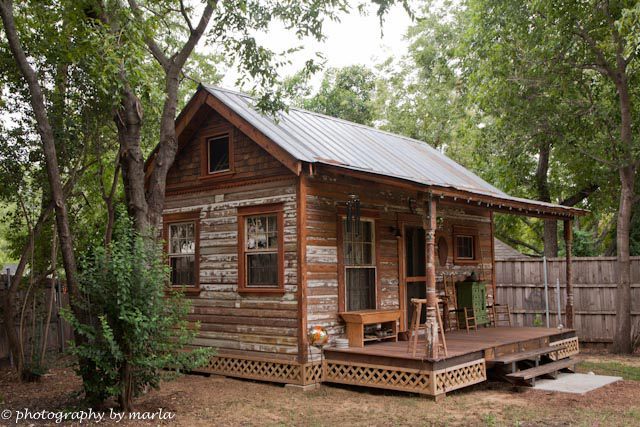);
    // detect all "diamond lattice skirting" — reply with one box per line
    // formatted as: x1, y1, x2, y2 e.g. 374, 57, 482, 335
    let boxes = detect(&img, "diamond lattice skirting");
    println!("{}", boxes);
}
433, 359, 487, 394
200, 354, 322, 385
549, 337, 580, 361
324, 359, 433, 394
